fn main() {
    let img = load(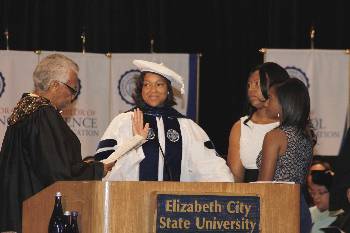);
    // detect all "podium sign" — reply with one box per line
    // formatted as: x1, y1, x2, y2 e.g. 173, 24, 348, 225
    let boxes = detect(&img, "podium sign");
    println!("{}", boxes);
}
23, 181, 299, 233
155, 194, 260, 233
